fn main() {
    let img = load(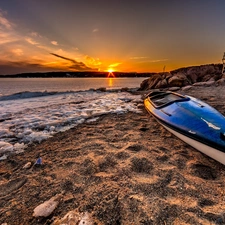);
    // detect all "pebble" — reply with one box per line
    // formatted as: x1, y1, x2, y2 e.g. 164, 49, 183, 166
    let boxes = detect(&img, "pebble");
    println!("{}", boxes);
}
23, 162, 32, 169
33, 194, 61, 217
